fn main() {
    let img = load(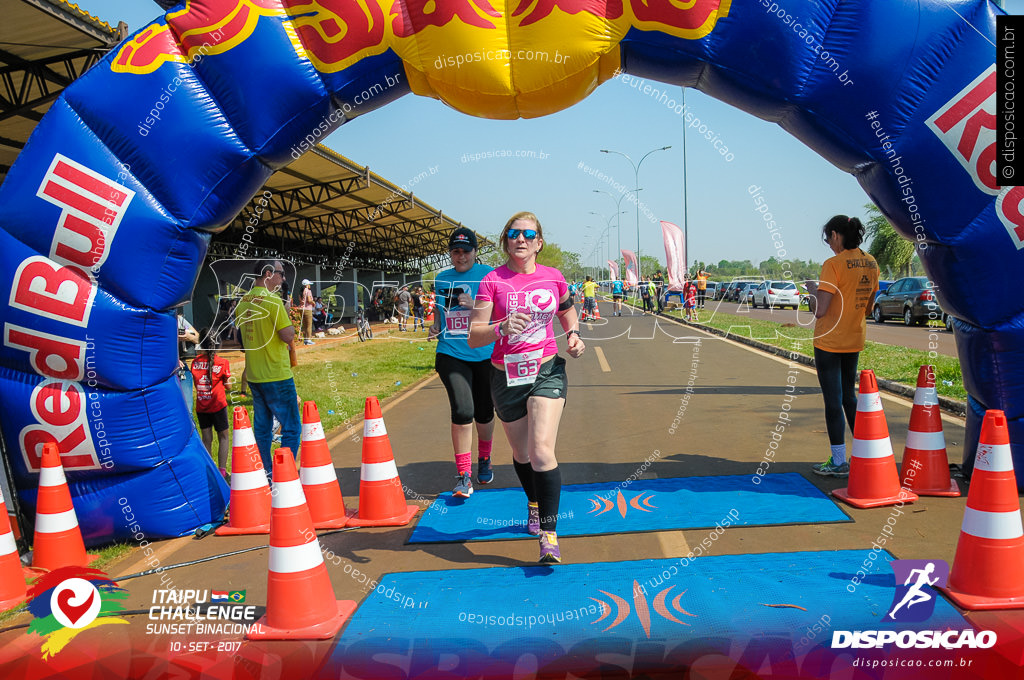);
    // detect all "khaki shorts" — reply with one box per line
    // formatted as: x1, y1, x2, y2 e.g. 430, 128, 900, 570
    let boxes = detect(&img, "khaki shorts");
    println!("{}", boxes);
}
490, 355, 568, 422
